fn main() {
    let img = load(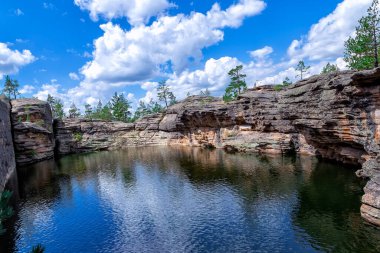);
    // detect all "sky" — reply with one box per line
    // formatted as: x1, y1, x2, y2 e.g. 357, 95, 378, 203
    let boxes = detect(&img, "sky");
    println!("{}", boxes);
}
0, 0, 374, 111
